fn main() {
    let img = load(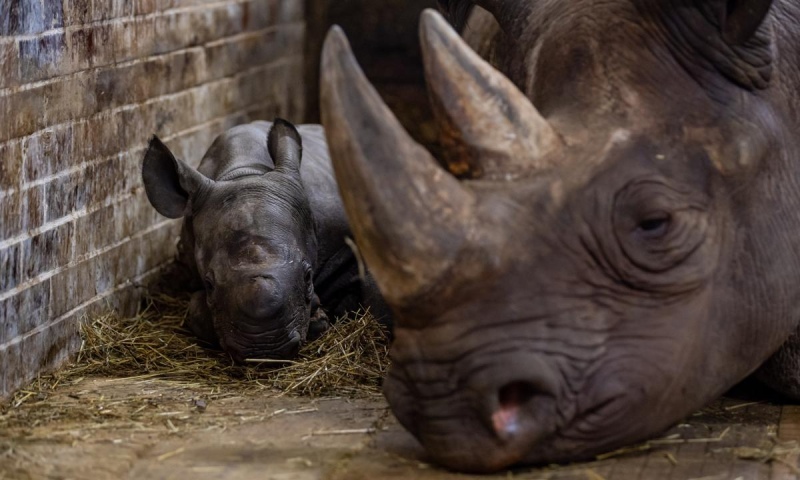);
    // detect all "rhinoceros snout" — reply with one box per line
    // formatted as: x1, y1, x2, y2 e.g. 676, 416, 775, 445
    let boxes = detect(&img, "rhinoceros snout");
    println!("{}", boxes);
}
489, 380, 543, 441
384, 349, 562, 472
